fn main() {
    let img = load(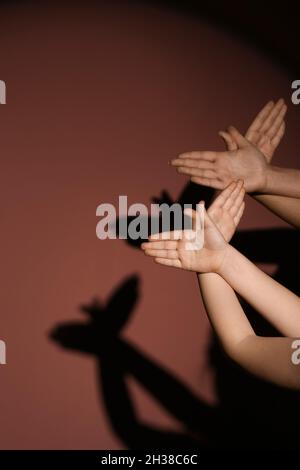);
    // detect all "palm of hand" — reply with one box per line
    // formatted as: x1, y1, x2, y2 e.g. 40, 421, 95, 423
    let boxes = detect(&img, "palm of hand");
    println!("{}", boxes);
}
244, 99, 287, 163
219, 146, 267, 192
142, 181, 244, 273
177, 222, 226, 273
208, 205, 235, 242
249, 132, 275, 163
